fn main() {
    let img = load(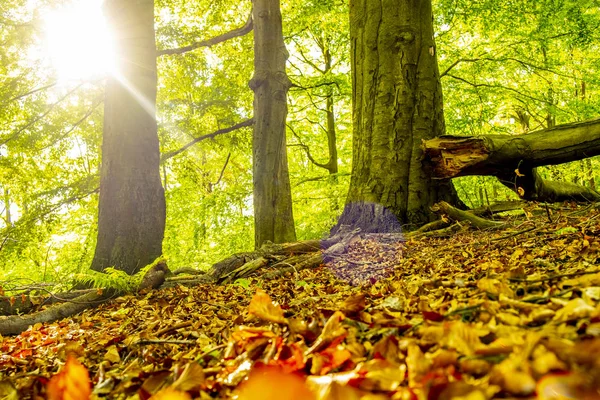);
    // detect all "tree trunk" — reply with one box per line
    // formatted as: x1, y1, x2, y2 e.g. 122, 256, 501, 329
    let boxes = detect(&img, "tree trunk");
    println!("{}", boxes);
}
91, 0, 166, 275
334, 0, 459, 233
423, 118, 600, 202
250, 0, 296, 248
